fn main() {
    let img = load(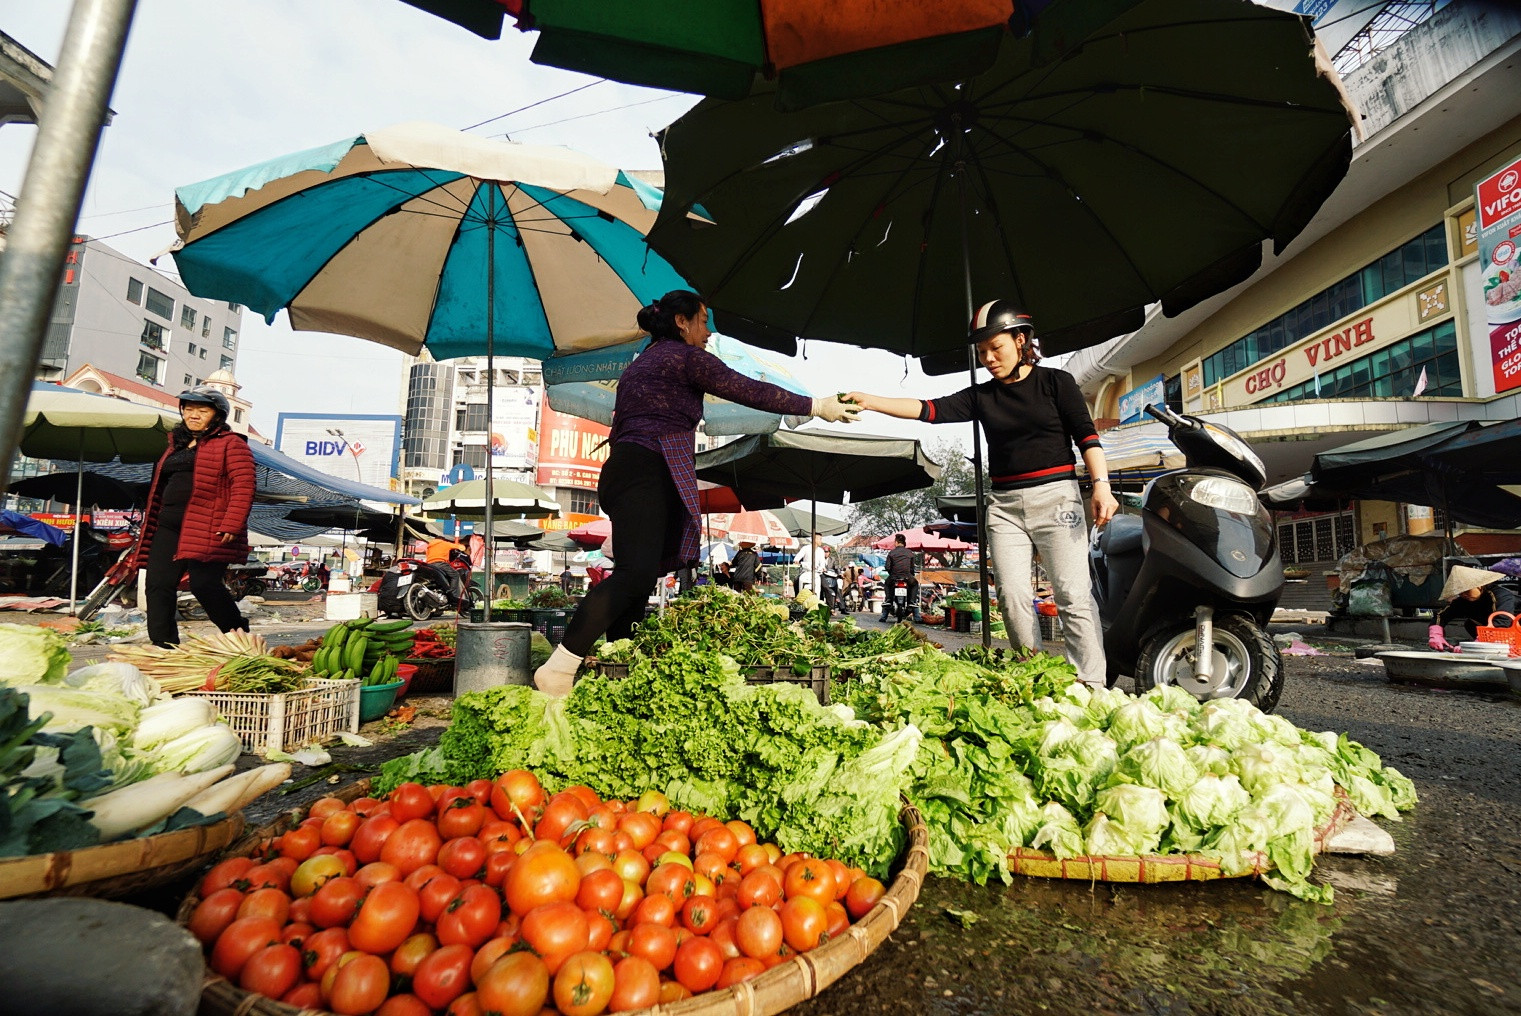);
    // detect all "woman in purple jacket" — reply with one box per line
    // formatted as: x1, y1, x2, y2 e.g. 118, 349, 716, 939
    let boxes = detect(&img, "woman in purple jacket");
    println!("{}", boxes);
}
533, 290, 858, 694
